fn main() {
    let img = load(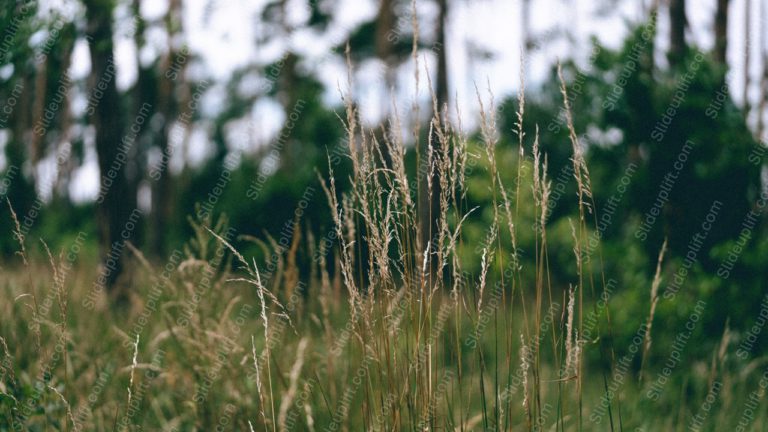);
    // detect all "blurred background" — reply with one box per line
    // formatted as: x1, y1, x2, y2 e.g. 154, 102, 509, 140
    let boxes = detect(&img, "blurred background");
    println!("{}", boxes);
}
1, 0, 767, 352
